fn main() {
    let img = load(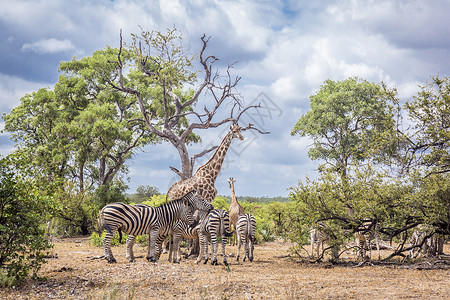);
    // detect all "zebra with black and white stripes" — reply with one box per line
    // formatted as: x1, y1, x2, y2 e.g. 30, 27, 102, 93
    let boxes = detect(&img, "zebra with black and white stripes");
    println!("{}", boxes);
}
99, 192, 209, 263
196, 209, 232, 266
131, 192, 212, 263
167, 220, 201, 263
310, 227, 329, 258
167, 206, 212, 263
236, 213, 256, 262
